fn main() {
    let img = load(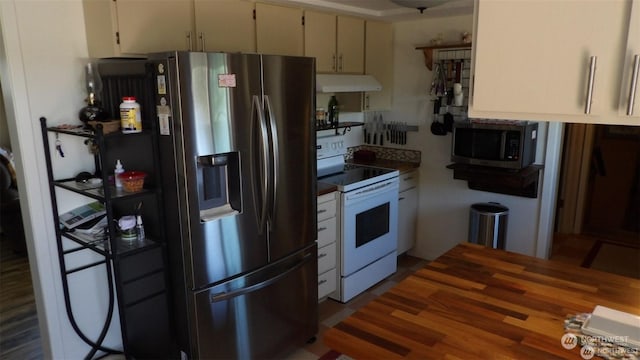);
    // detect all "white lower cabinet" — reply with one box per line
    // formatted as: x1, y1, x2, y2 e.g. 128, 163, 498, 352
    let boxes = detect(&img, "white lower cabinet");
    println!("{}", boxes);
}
317, 191, 338, 300
397, 170, 418, 254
